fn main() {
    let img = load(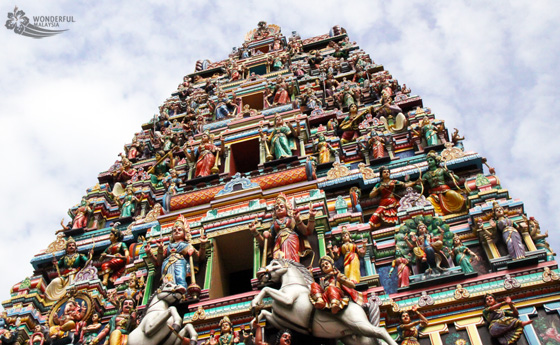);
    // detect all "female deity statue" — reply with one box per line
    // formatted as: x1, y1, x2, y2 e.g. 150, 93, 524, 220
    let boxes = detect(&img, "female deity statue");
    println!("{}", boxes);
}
114, 185, 138, 218
374, 90, 402, 119
309, 255, 365, 315
489, 202, 526, 260
327, 227, 366, 283
482, 294, 532, 345
125, 137, 142, 162
185, 132, 224, 178
324, 73, 340, 98
337, 84, 358, 109
389, 256, 411, 288
99, 228, 129, 286
260, 115, 299, 160
420, 151, 465, 215
339, 104, 367, 144
208, 316, 243, 345
148, 150, 175, 188
112, 156, 137, 185
368, 166, 418, 229
145, 215, 207, 290
397, 305, 428, 345
272, 77, 290, 105
451, 235, 479, 274
367, 130, 386, 159
250, 193, 316, 264
72, 197, 93, 229
315, 133, 337, 164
